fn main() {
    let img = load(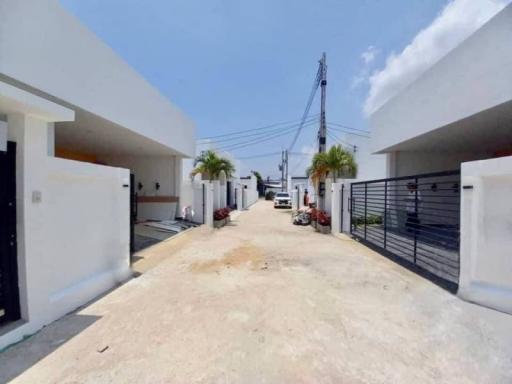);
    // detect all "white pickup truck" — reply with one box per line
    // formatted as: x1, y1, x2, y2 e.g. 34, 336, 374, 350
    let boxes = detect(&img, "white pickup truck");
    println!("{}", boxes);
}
273, 192, 292, 208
